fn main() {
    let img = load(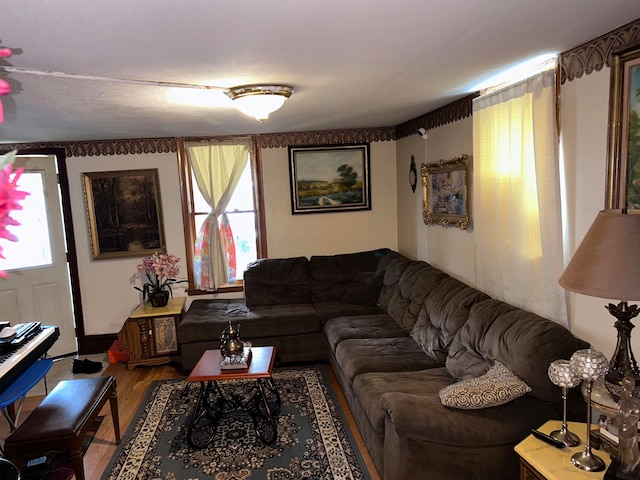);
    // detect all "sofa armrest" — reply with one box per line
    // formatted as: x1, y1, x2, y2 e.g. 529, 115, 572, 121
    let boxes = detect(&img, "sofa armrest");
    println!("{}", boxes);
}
380, 391, 556, 445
